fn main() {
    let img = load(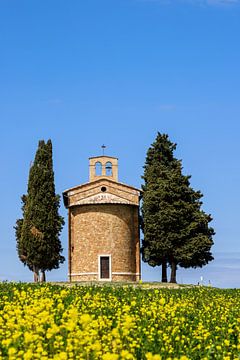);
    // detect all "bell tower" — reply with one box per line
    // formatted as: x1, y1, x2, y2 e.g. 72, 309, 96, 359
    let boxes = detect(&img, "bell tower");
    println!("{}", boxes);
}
89, 156, 118, 182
